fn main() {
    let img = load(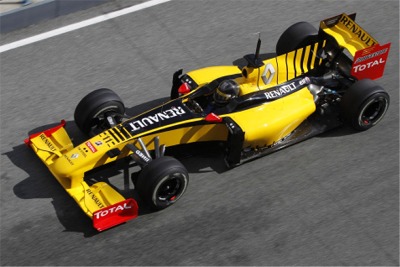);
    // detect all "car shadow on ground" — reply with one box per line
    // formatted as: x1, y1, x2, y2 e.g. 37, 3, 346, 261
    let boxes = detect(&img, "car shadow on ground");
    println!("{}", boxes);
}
6, 94, 358, 236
